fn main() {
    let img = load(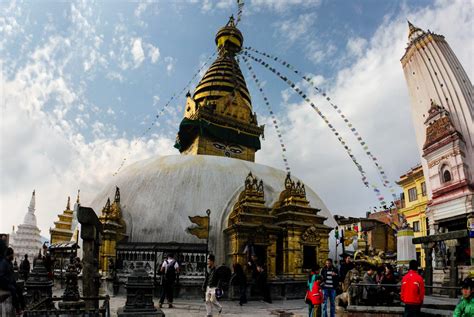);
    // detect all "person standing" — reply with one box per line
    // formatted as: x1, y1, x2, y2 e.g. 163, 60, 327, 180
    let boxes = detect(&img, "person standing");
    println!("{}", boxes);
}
362, 266, 377, 306
159, 253, 179, 308
19, 254, 30, 280
0, 247, 25, 315
306, 264, 323, 317
256, 264, 272, 303
321, 259, 339, 317
339, 254, 355, 284
400, 260, 425, 317
231, 263, 247, 306
203, 254, 222, 316
454, 277, 474, 317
